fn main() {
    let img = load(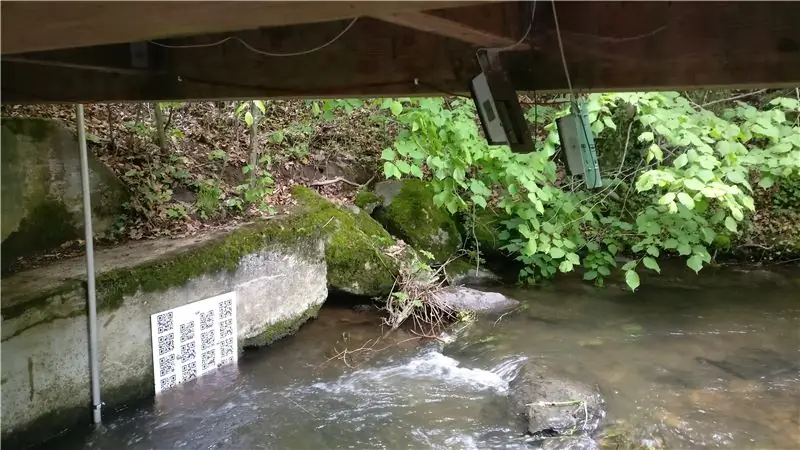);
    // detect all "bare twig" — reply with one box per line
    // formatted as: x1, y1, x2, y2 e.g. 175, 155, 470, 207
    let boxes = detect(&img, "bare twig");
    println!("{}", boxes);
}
699, 89, 769, 109
309, 175, 374, 188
